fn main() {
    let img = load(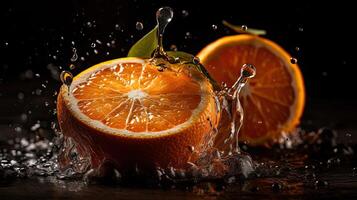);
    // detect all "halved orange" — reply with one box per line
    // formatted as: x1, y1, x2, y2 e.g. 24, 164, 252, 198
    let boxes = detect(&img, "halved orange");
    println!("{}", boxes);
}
197, 35, 305, 146
57, 58, 218, 169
